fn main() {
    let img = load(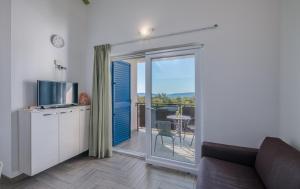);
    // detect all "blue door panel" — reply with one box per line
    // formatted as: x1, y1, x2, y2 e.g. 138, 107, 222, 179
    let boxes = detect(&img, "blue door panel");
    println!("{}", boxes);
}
112, 61, 131, 146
